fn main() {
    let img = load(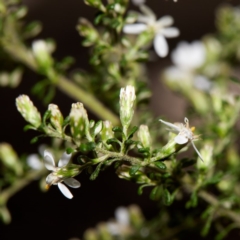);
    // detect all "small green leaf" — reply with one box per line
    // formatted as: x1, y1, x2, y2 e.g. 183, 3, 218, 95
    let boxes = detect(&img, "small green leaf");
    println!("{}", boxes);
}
66, 148, 74, 154
79, 142, 96, 153
150, 186, 162, 201
186, 191, 198, 208
154, 161, 167, 170
90, 162, 103, 180
162, 188, 173, 206
112, 126, 122, 133
129, 165, 140, 176
106, 138, 120, 145
128, 126, 138, 139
